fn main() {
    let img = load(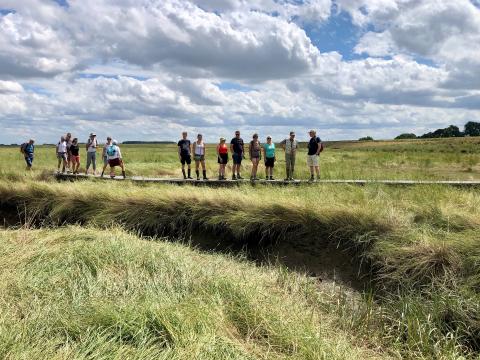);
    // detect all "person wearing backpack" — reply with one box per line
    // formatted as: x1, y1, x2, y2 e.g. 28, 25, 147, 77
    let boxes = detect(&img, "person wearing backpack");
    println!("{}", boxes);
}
56, 136, 68, 173
101, 136, 112, 177
106, 140, 126, 179
20, 139, 35, 170
307, 129, 323, 182
85, 132, 97, 175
